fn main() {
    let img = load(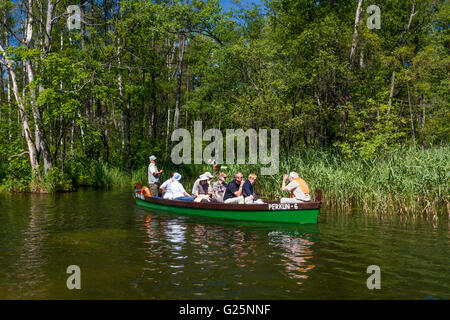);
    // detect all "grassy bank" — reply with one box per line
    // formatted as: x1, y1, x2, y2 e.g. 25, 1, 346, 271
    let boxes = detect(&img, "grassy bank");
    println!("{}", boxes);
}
1, 146, 448, 215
